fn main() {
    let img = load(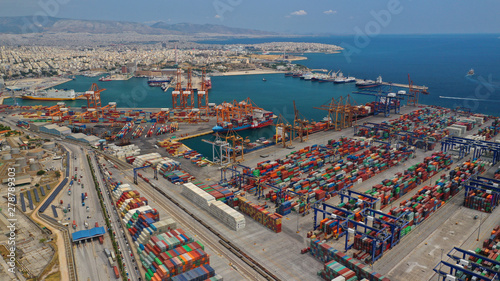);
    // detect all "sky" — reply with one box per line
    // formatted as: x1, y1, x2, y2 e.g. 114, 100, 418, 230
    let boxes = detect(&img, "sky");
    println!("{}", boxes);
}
1, 0, 500, 34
